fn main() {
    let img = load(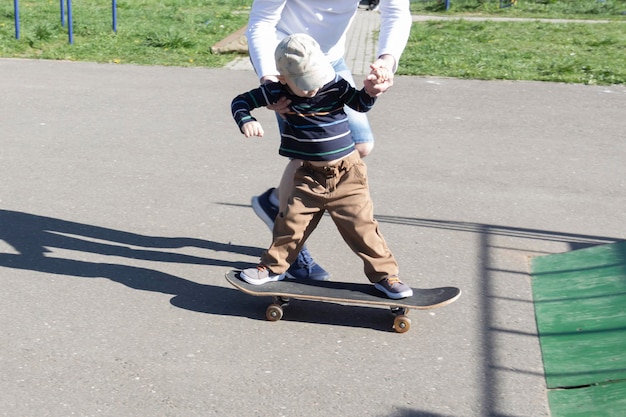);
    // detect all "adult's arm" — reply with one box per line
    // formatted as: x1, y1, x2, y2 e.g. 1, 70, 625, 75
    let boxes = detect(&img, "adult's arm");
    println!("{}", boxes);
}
377, 0, 412, 72
246, 0, 287, 82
